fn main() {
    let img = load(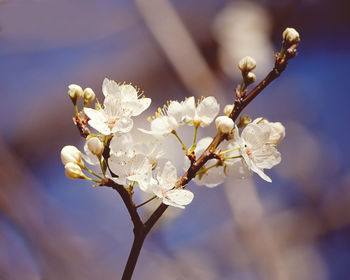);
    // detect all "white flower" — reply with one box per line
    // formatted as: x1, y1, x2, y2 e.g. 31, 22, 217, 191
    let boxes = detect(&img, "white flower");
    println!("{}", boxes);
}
133, 135, 166, 165
68, 84, 83, 100
152, 161, 194, 208
65, 162, 86, 179
87, 137, 103, 156
282, 27, 300, 45
238, 56, 256, 73
183, 96, 220, 127
84, 78, 151, 135
253, 117, 286, 145
215, 115, 234, 134
61, 145, 84, 167
82, 138, 103, 166
83, 88, 95, 104
109, 153, 154, 192
139, 100, 184, 138
224, 104, 234, 116
185, 137, 225, 188
220, 137, 252, 180
235, 123, 281, 182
